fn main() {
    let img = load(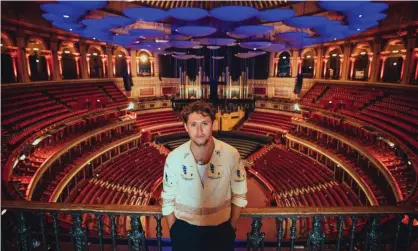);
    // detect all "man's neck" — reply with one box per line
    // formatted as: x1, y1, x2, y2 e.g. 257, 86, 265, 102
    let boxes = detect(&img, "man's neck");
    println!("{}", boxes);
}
190, 137, 215, 165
